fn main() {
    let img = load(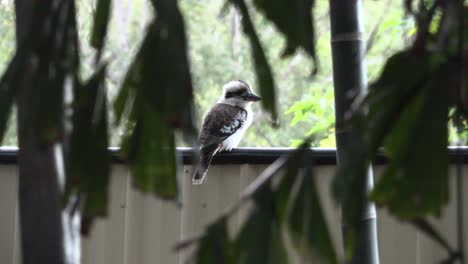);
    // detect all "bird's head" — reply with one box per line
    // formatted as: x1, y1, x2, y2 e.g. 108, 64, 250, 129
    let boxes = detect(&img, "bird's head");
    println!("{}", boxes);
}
218, 80, 262, 108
